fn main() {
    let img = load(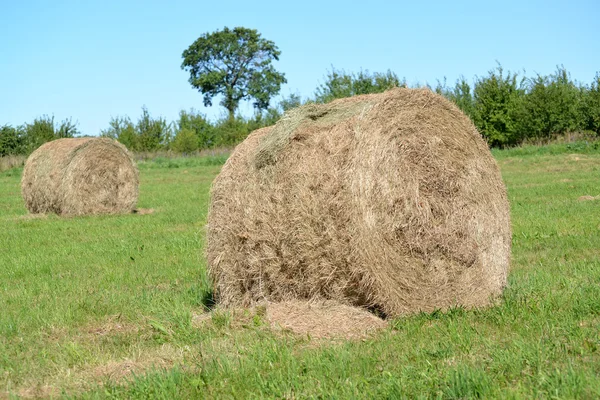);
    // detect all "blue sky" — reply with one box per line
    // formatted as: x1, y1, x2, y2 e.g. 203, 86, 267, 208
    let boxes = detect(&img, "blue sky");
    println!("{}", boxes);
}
1, 0, 598, 135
